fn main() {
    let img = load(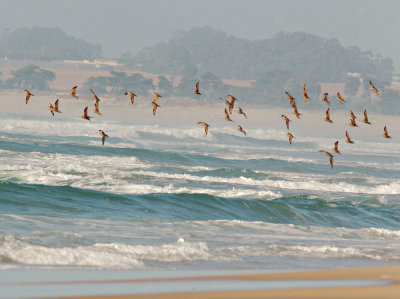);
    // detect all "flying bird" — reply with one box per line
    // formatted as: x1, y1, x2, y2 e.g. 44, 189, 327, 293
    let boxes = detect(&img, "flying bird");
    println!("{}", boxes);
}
197, 122, 210, 135
48, 103, 55, 116
332, 141, 341, 154
349, 110, 357, 120
362, 109, 371, 125
24, 90, 34, 104
48, 99, 61, 116
303, 84, 310, 104
125, 91, 137, 104
324, 108, 333, 124
348, 117, 358, 127
227, 95, 238, 108
237, 125, 247, 136
292, 102, 301, 119
90, 89, 100, 102
345, 131, 354, 143
69, 86, 78, 99
337, 92, 345, 104
319, 150, 334, 168
99, 130, 109, 145
81, 106, 91, 121
152, 101, 160, 116
237, 107, 247, 118
281, 114, 291, 129
152, 92, 162, 103
383, 126, 391, 139
224, 108, 234, 121
94, 100, 102, 116
285, 91, 296, 107
320, 93, 330, 106
369, 80, 380, 95
193, 82, 201, 95
287, 132, 295, 144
